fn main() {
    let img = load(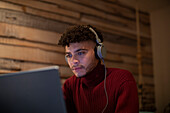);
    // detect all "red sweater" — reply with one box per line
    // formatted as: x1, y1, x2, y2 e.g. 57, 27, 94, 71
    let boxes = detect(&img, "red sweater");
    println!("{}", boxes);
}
63, 63, 139, 113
